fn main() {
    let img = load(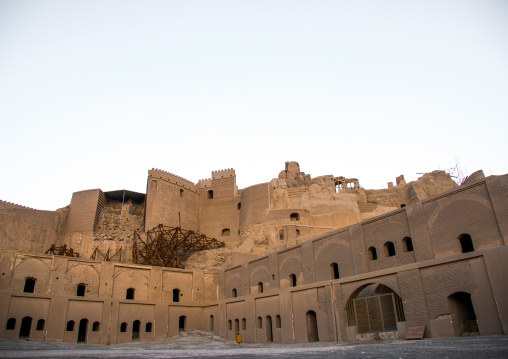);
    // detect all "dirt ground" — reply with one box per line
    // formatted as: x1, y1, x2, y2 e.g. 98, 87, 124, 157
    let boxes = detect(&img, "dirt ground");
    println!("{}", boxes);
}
0, 331, 507, 359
